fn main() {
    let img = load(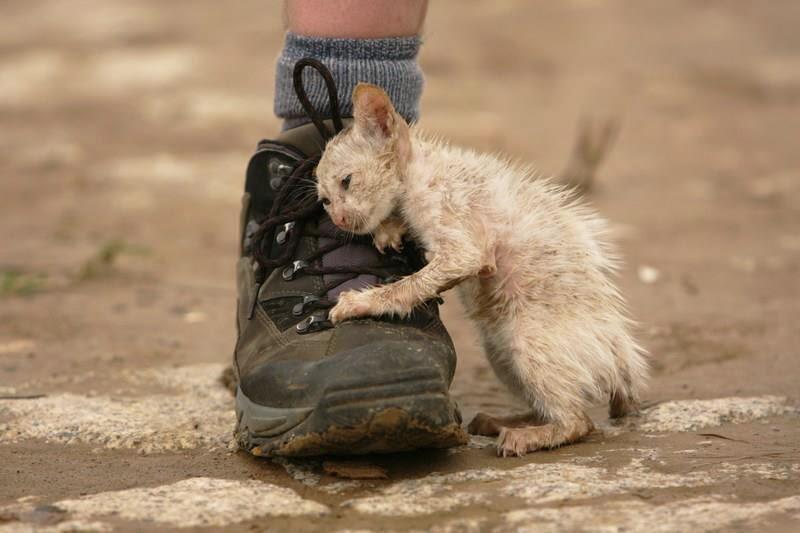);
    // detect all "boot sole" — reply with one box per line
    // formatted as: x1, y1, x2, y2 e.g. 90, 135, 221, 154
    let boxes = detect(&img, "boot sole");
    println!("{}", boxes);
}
235, 371, 468, 457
